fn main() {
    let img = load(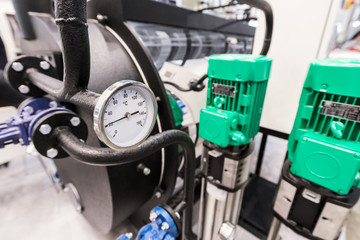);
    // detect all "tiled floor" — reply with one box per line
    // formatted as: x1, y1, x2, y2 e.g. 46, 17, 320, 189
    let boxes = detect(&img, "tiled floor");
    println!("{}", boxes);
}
0, 134, 359, 239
